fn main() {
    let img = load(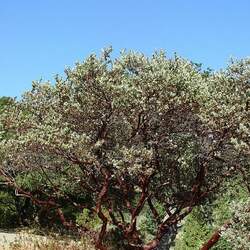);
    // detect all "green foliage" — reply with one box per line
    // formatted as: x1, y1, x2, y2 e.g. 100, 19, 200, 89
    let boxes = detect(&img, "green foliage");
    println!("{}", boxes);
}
175, 208, 211, 249
76, 208, 101, 230
0, 191, 18, 228
138, 202, 166, 242
222, 198, 250, 250
0, 97, 13, 111
175, 180, 249, 249
0, 96, 14, 140
0, 97, 20, 228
